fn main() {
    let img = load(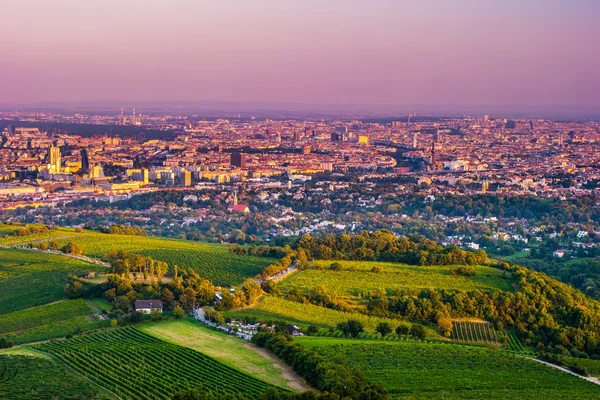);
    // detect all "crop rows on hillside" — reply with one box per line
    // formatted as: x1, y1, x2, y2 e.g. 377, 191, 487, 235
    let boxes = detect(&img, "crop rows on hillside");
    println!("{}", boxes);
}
0, 248, 102, 314
451, 320, 500, 344
2, 228, 273, 286
37, 327, 275, 400
298, 337, 600, 399
0, 353, 112, 399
